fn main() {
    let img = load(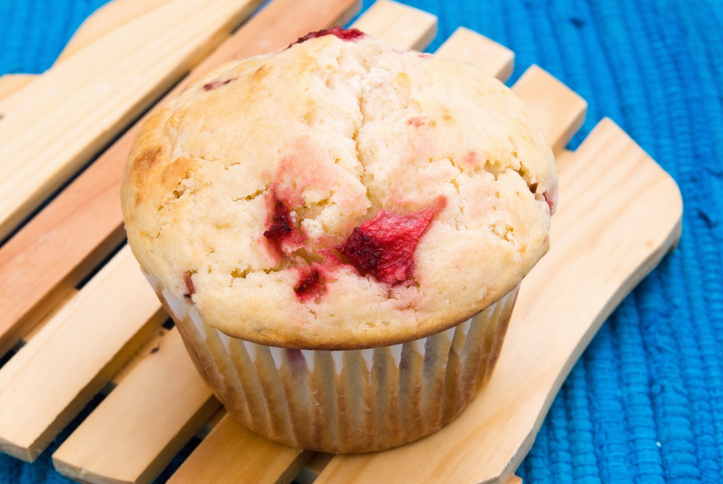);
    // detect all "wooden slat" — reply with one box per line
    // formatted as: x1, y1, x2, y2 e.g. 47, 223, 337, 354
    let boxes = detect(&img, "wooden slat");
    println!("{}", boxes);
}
105, 326, 171, 389
0, 0, 361, 360
56, 0, 176, 64
353, 0, 437, 51
0, 75, 36, 107
0, 0, 175, 118
0, 0, 264, 242
315, 119, 683, 483
435, 27, 514, 81
17, 289, 80, 347
167, 414, 310, 484
0, 246, 165, 462
53, 328, 220, 484
513, 68, 585, 153
512, 65, 587, 154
